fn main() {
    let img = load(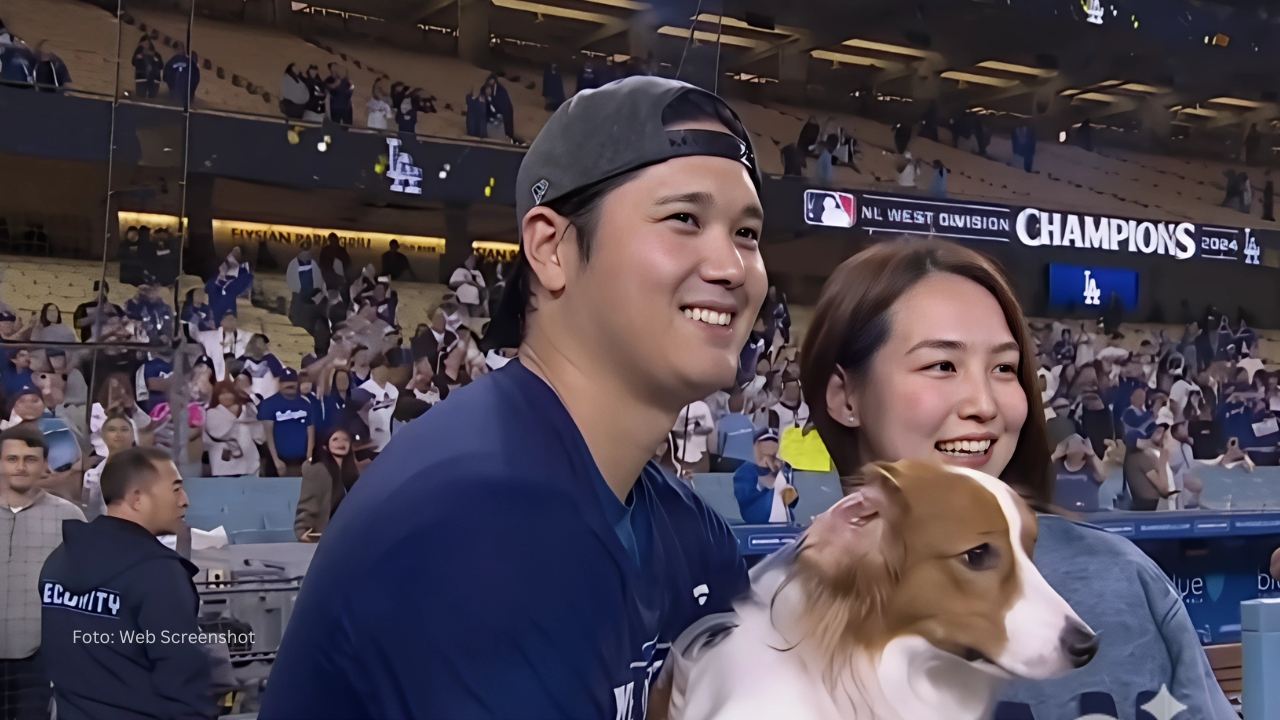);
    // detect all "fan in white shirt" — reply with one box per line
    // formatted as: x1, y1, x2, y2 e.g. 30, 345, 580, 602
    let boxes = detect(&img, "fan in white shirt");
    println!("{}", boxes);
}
757, 375, 809, 431
448, 255, 487, 315
197, 314, 253, 380
355, 358, 399, 453
671, 400, 715, 474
